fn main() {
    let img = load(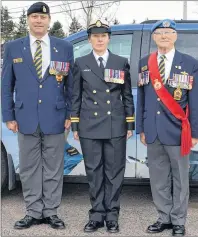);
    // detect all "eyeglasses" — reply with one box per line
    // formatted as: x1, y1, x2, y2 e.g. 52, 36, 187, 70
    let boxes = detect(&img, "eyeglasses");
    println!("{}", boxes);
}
153, 31, 176, 35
